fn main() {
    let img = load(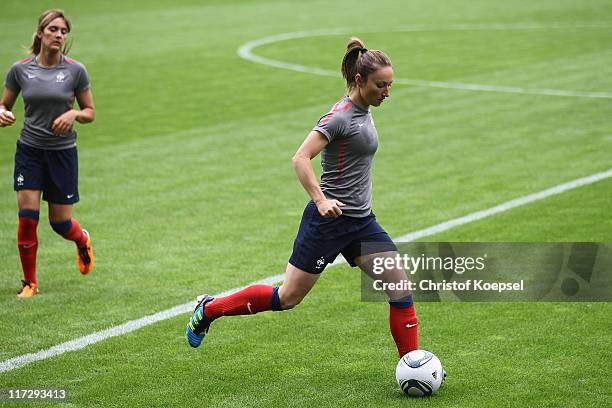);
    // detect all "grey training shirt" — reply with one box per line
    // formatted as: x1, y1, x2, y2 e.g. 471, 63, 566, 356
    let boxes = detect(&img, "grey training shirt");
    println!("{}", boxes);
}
314, 97, 378, 218
4, 55, 90, 150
